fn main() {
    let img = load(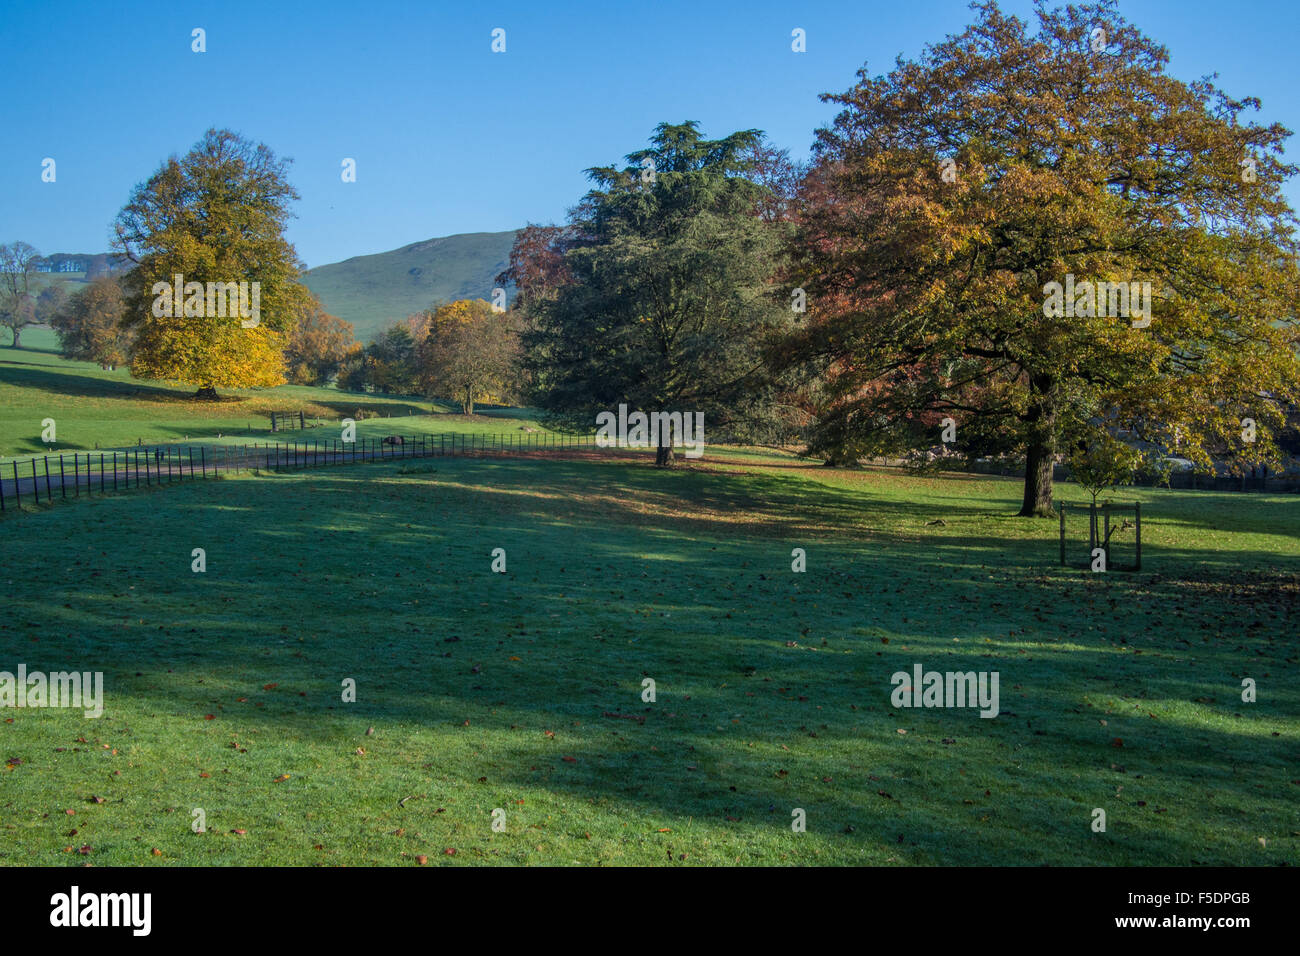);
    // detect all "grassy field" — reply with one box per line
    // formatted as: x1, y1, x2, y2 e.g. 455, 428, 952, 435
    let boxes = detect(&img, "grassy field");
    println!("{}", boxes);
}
1, 336, 558, 458
1, 443, 1296, 865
